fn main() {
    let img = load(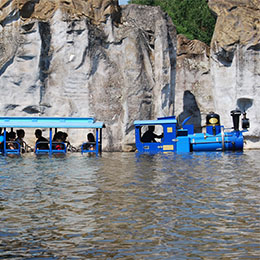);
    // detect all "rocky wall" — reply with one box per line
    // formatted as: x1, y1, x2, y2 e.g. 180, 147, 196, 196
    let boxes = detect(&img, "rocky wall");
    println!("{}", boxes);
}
0, 1, 177, 151
209, 0, 260, 148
